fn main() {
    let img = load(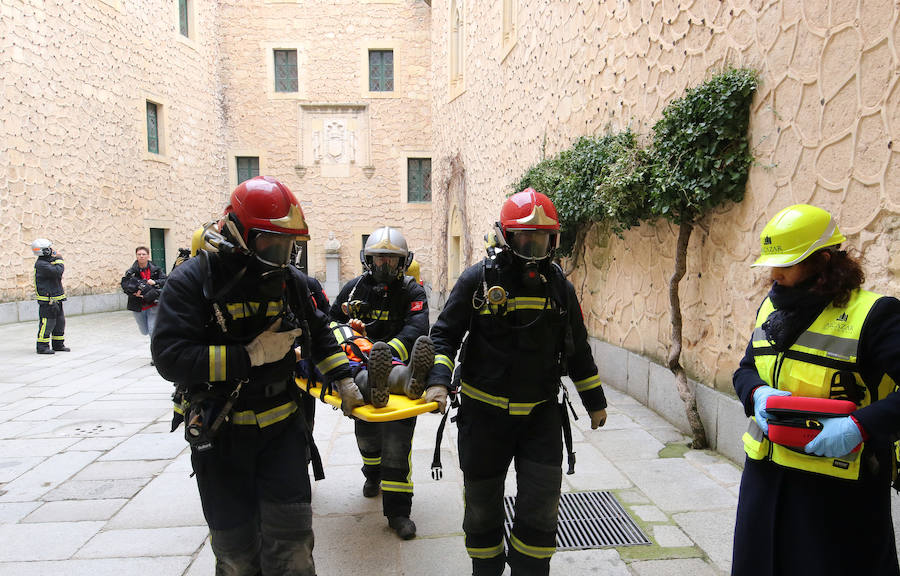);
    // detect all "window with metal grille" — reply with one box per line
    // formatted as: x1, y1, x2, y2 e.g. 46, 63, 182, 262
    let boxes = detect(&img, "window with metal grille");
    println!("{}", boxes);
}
146, 101, 159, 154
368, 50, 394, 92
407, 158, 431, 203
274, 50, 298, 92
236, 157, 259, 184
178, 0, 189, 37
